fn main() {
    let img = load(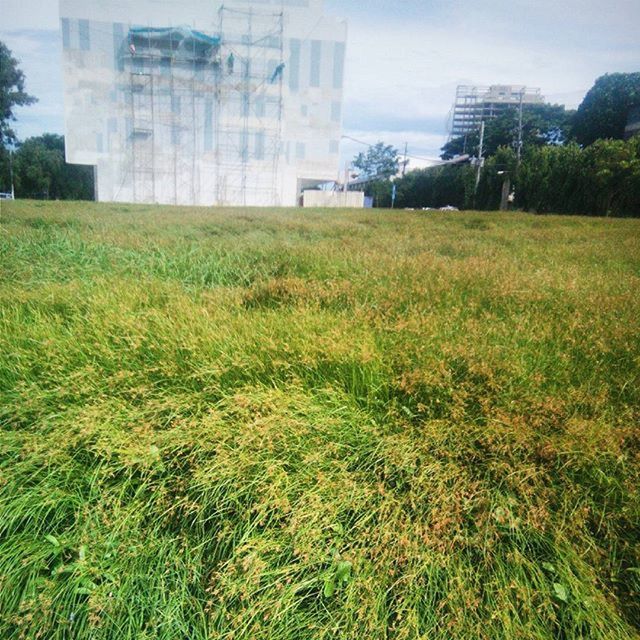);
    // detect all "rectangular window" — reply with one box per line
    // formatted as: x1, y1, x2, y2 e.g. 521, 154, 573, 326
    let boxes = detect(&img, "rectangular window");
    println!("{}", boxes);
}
96, 133, 103, 153
171, 124, 180, 146
310, 40, 321, 88
255, 131, 265, 160
171, 96, 181, 115
160, 57, 171, 76
329, 140, 339, 154
113, 23, 124, 71
108, 118, 118, 134
61, 18, 71, 49
79, 19, 90, 51
296, 142, 306, 160
204, 99, 213, 151
331, 101, 341, 122
289, 39, 300, 91
333, 41, 345, 90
